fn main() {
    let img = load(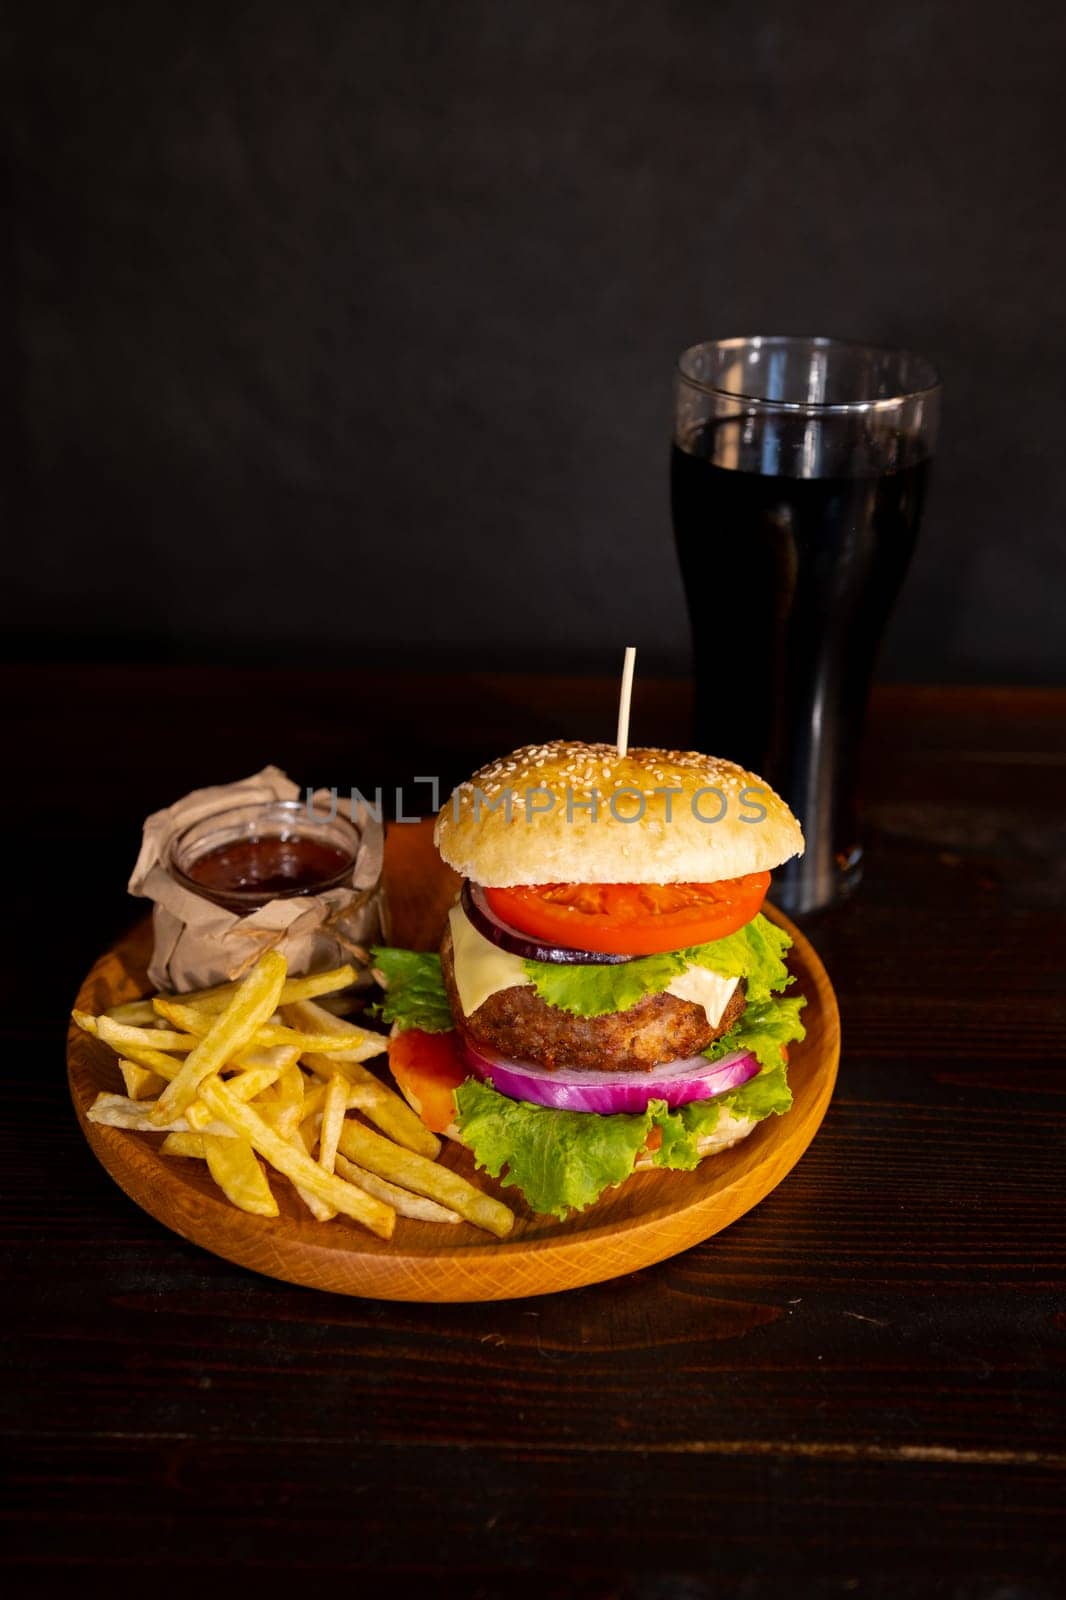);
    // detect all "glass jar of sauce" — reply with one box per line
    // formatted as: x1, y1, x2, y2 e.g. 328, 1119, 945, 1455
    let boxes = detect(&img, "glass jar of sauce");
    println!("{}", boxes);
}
168, 800, 358, 913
